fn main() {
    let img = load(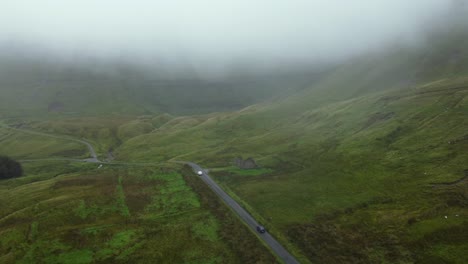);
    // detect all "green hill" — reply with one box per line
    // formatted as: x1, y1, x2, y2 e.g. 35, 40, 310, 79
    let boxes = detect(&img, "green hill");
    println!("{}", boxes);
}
115, 74, 468, 263
1, 11, 468, 263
